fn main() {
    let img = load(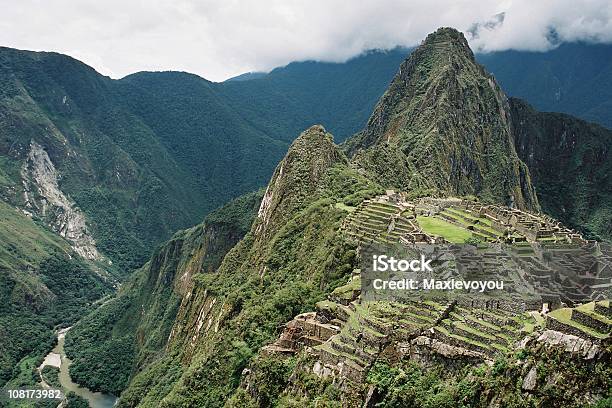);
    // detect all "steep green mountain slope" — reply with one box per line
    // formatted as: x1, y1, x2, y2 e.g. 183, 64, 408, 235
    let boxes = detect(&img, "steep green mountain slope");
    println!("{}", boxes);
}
113, 126, 378, 406
0, 199, 112, 387
66, 126, 380, 405
63, 191, 263, 396
1, 29, 610, 405
0, 47, 287, 273
116, 72, 287, 196
218, 48, 410, 142
346, 28, 538, 211
509, 98, 612, 240
0, 47, 285, 393
63, 28, 610, 407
